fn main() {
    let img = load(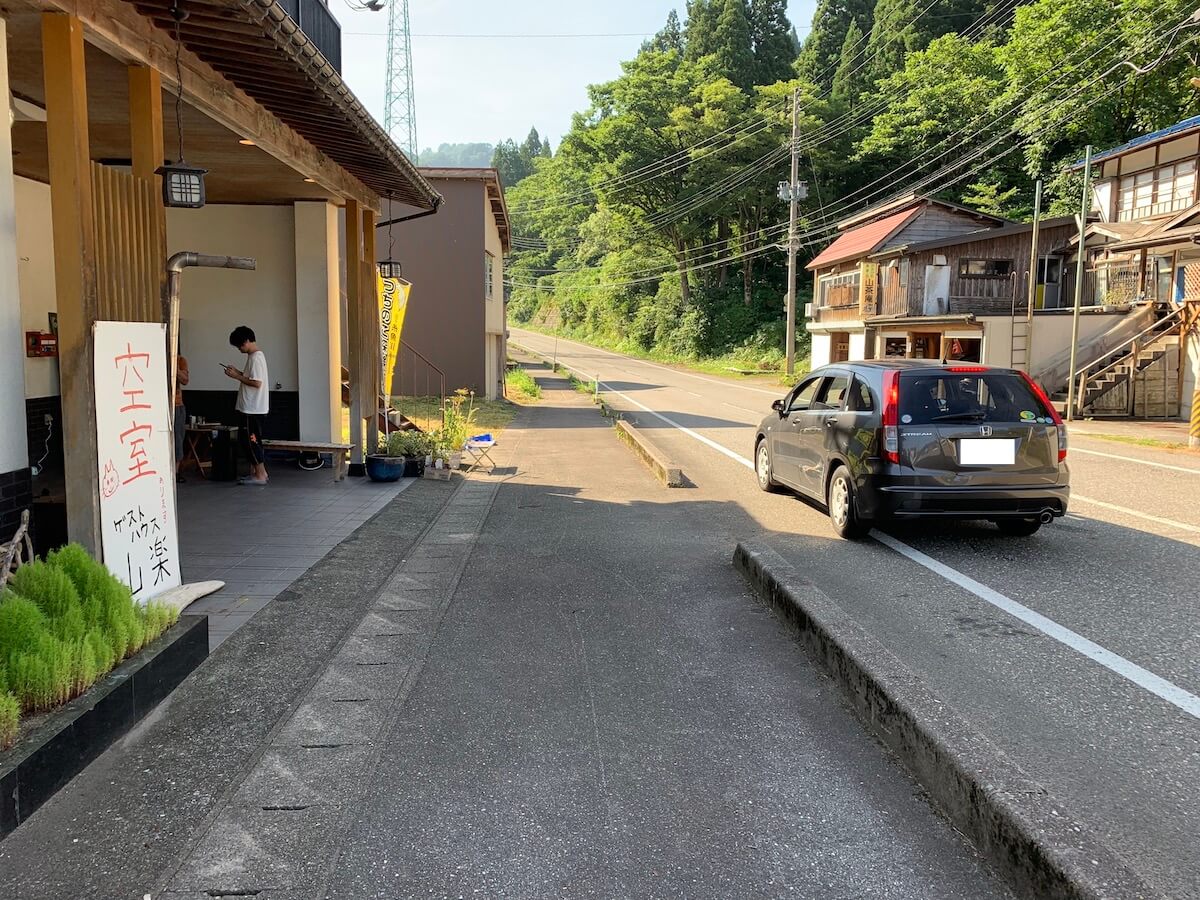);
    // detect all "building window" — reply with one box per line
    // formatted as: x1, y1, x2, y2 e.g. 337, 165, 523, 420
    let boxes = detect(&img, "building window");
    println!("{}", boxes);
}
818, 270, 861, 307
484, 253, 494, 300
958, 258, 1014, 278
1118, 158, 1197, 221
